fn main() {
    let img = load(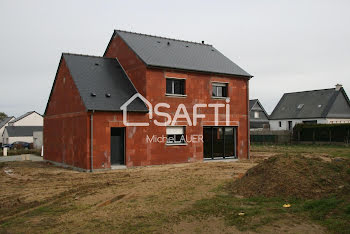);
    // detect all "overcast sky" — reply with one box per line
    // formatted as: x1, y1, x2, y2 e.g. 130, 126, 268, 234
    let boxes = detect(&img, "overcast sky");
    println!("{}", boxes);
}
0, 0, 349, 117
